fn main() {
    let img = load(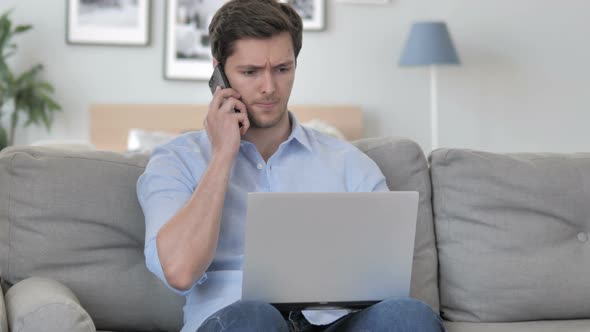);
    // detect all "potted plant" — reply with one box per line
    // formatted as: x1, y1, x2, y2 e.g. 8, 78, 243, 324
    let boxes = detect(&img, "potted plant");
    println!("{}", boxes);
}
0, 9, 61, 150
